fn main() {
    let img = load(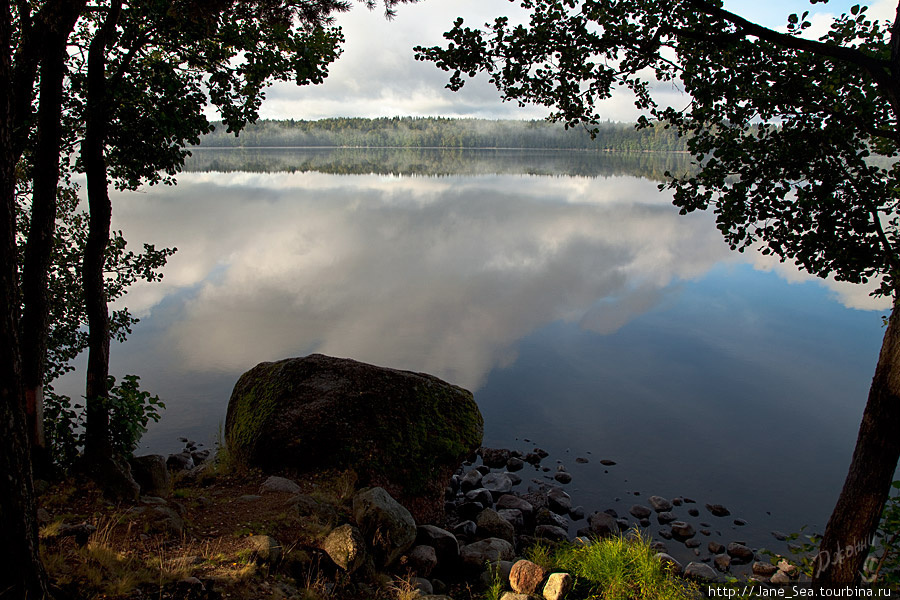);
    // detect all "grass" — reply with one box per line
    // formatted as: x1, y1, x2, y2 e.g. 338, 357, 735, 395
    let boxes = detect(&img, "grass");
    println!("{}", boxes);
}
525, 530, 698, 600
